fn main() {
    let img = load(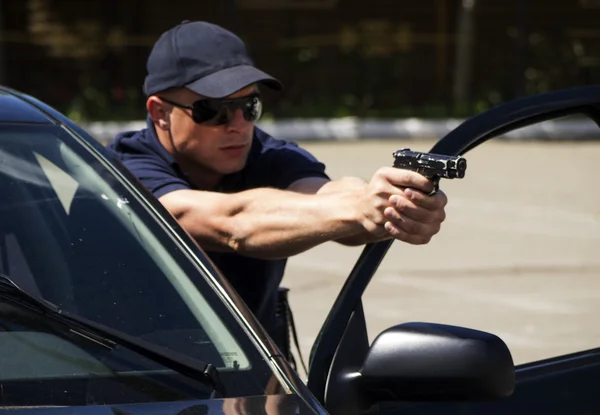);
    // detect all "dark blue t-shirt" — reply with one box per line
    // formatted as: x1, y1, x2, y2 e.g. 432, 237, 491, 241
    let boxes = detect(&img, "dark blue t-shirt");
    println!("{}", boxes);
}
105, 117, 330, 340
